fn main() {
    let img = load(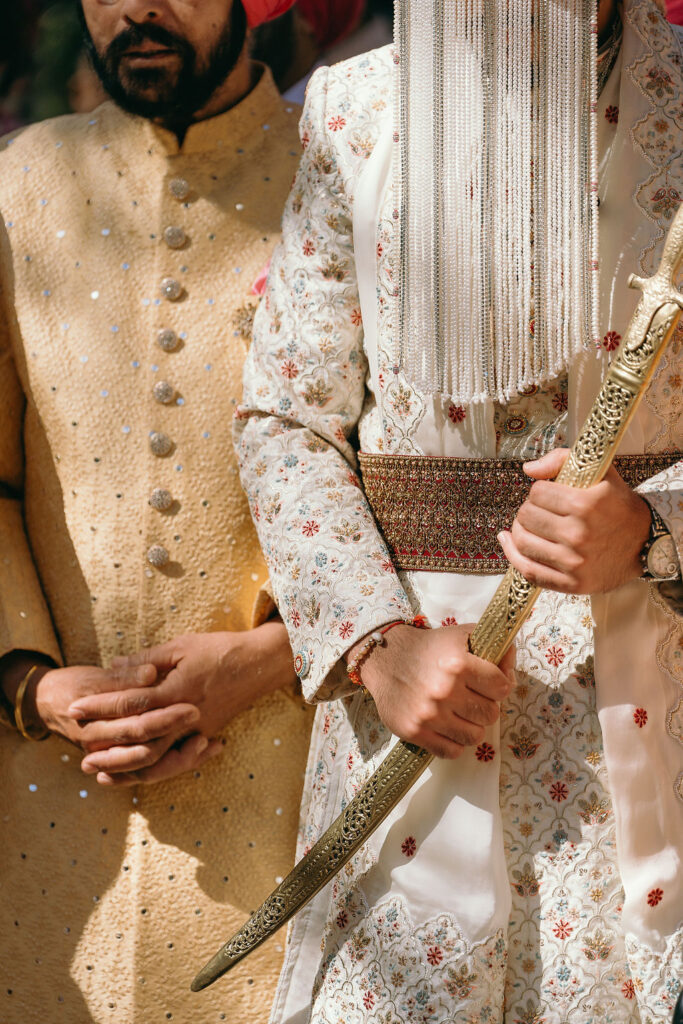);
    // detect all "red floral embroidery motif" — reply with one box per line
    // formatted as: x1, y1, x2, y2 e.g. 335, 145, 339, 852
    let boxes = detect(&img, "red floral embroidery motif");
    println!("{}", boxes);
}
351, 308, 363, 326
633, 707, 648, 728
647, 888, 663, 907
346, 753, 354, 770
605, 105, 619, 124
302, 521, 319, 537
336, 910, 348, 928
448, 404, 467, 424
552, 391, 568, 413
302, 238, 315, 256
441, 616, 458, 627
280, 359, 299, 379
339, 621, 354, 640
427, 946, 443, 966
401, 836, 417, 857
362, 992, 375, 1010
553, 920, 574, 939
412, 615, 430, 630
476, 742, 496, 763
602, 330, 621, 352
550, 781, 569, 802
651, 186, 681, 220
290, 609, 301, 628
328, 115, 347, 132
622, 980, 635, 1000
545, 645, 565, 667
